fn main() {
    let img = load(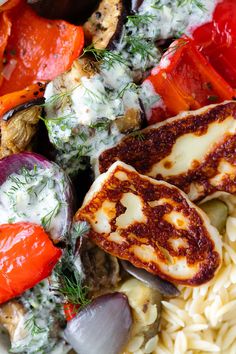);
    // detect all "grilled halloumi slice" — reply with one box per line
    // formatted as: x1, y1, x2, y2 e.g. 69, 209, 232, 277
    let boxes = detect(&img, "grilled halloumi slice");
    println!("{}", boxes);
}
75, 161, 221, 286
99, 101, 236, 202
